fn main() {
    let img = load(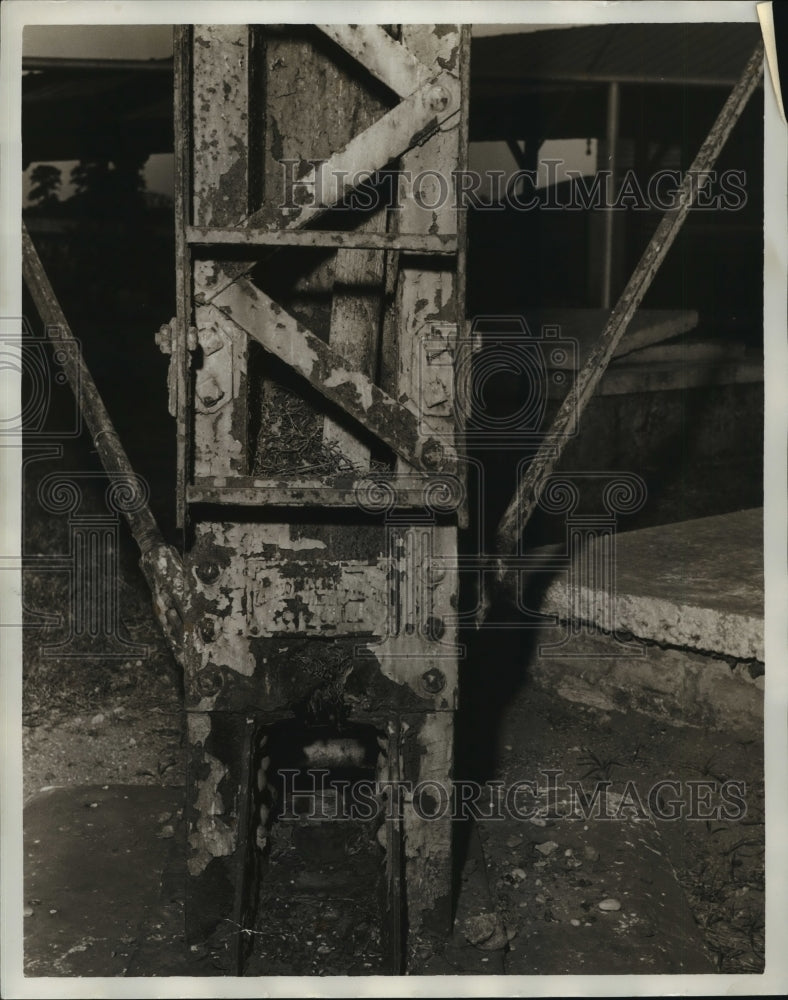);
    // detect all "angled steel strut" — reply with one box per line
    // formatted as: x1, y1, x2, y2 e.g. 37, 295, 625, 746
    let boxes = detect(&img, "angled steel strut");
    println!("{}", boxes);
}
21, 222, 186, 667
